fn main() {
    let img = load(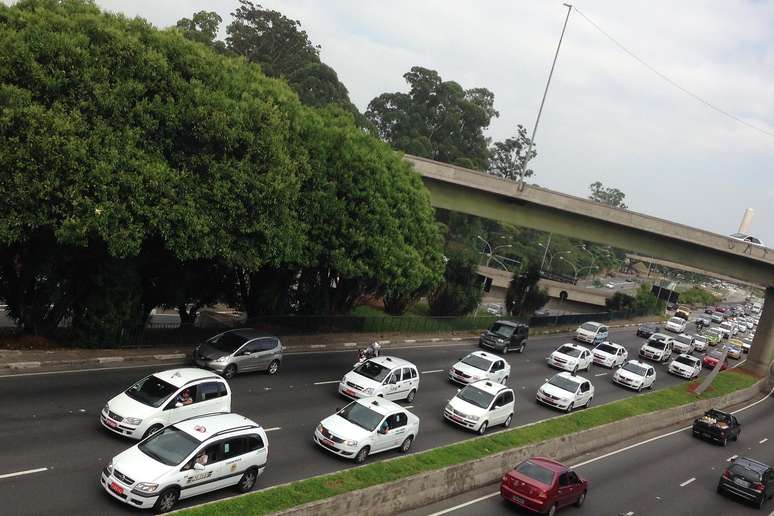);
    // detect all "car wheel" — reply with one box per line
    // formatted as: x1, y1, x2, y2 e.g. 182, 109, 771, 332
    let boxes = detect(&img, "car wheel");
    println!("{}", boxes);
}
547, 503, 558, 516
756, 495, 765, 509
502, 345, 509, 355
566, 402, 574, 413
649, 382, 655, 390
721, 436, 728, 447
354, 446, 370, 464
585, 397, 592, 408
267, 360, 280, 375
501, 375, 509, 385
637, 385, 643, 393
572, 365, 578, 375
519, 342, 527, 353
143, 424, 164, 440
400, 436, 413, 453
716, 482, 724, 495
504, 413, 513, 427
222, 364, 237, 379
477, 421, 488, 435
575, 490, 587, 507
153, 488, 179, 514
406, 389, 416, 403
236, 468, 258, 493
